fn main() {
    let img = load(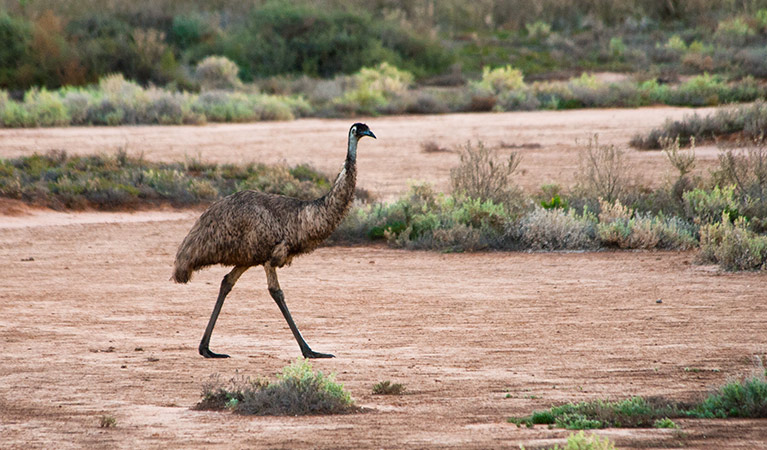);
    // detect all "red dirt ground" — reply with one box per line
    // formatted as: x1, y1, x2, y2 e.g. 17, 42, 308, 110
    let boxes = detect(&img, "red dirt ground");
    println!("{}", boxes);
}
1, 108, 766, 449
